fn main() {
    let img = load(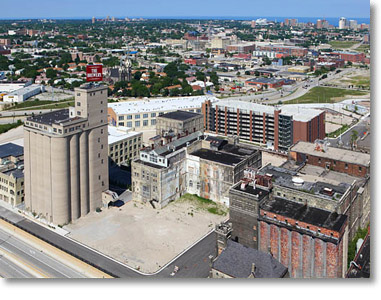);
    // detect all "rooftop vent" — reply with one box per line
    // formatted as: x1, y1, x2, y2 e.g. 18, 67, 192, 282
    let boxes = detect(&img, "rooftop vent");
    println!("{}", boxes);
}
292, 177, 304, 186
